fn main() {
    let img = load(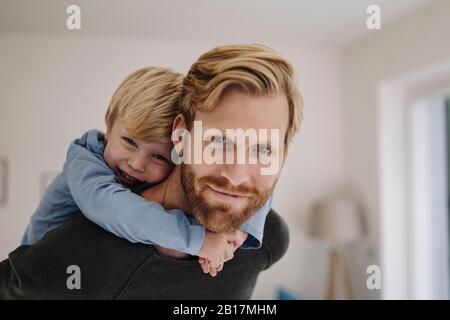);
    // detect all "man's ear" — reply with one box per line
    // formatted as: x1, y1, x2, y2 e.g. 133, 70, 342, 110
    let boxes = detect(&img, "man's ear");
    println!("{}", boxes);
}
172, 114, 187, 133
171, 114, 188, 159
